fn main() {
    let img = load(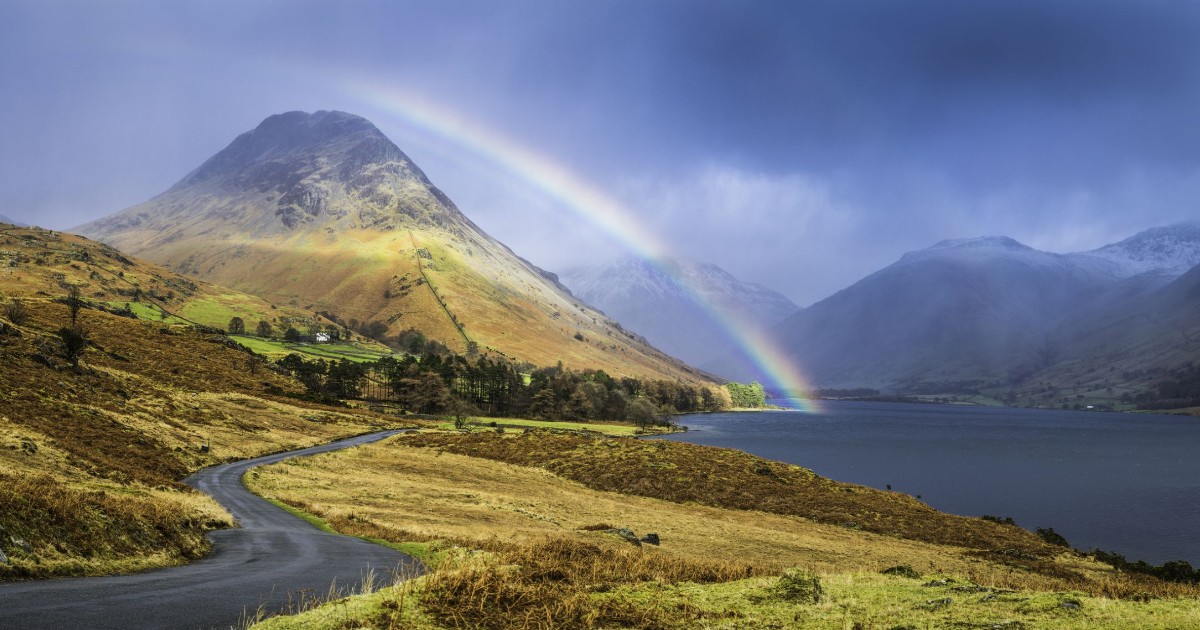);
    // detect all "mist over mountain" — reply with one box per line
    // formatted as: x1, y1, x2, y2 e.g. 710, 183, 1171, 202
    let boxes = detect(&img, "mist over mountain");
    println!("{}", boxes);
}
712, 224, 1200, 395
76, 111, 703, 383
0, 214, 27, 227
1078, 223, 1200, 279
560, 258, 799, 367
